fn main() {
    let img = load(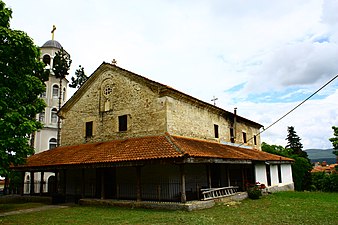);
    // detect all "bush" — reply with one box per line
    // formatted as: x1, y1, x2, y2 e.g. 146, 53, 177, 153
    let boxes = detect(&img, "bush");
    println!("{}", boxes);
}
247, 186, 262, 199
311, 172, 338, 192
291, 156, 312, 191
